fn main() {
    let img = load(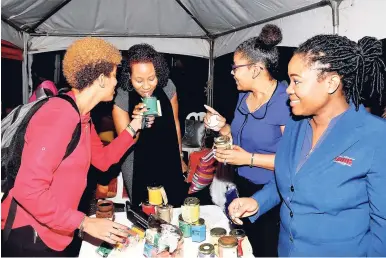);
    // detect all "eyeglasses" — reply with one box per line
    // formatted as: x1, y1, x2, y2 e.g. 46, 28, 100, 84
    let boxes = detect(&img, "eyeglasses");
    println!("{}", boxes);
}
231, 63, 255, 72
